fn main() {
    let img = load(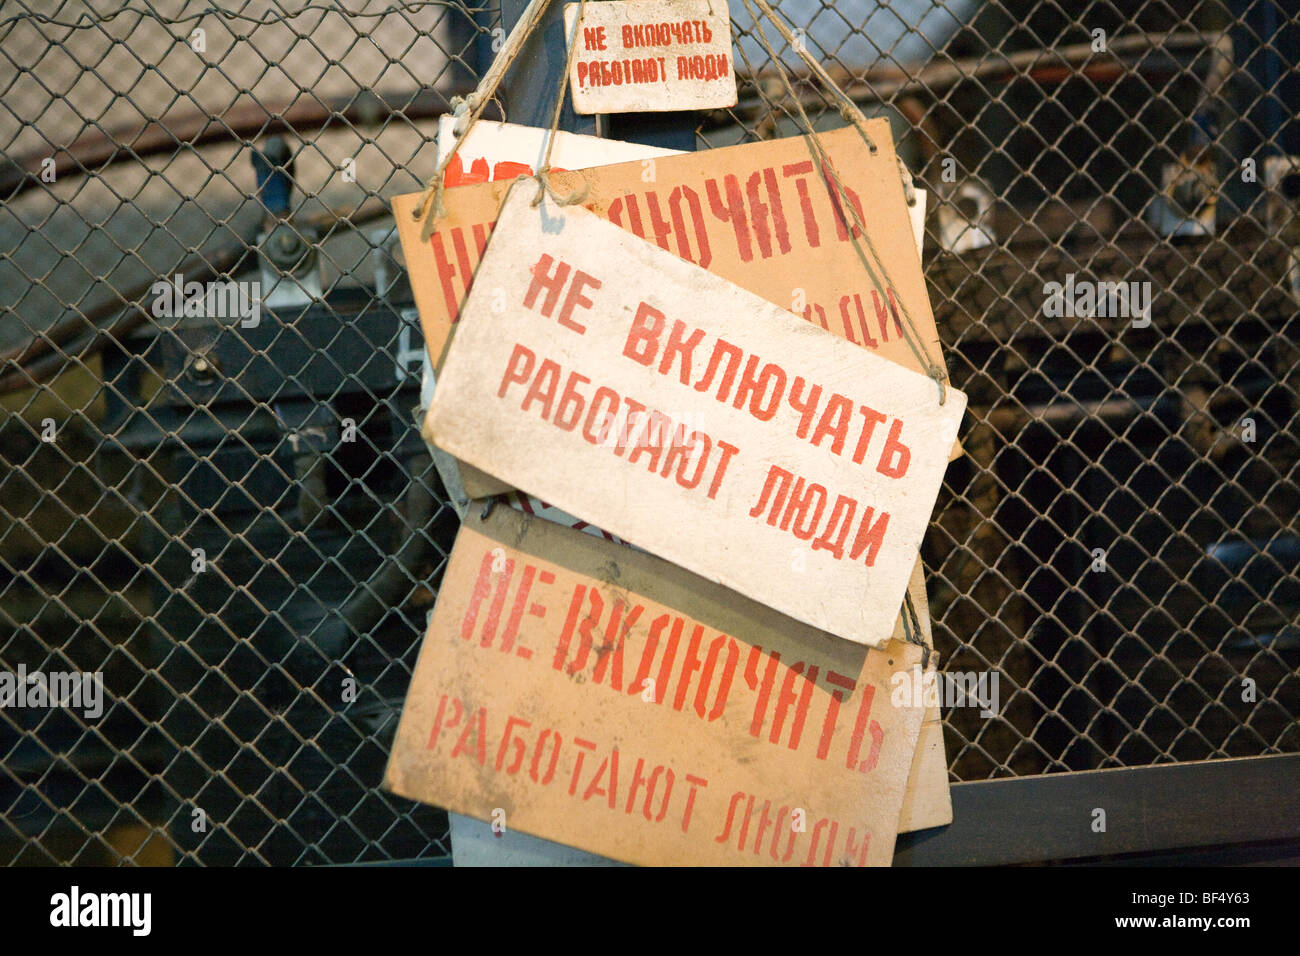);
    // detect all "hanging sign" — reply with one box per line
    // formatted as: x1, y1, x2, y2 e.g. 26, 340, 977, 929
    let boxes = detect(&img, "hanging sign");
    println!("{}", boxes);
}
392, 122, 957, 501
563, 0, 737, 114
427, 183, 965, 647
418, 120, 683, 518
384, 505, 928, 866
